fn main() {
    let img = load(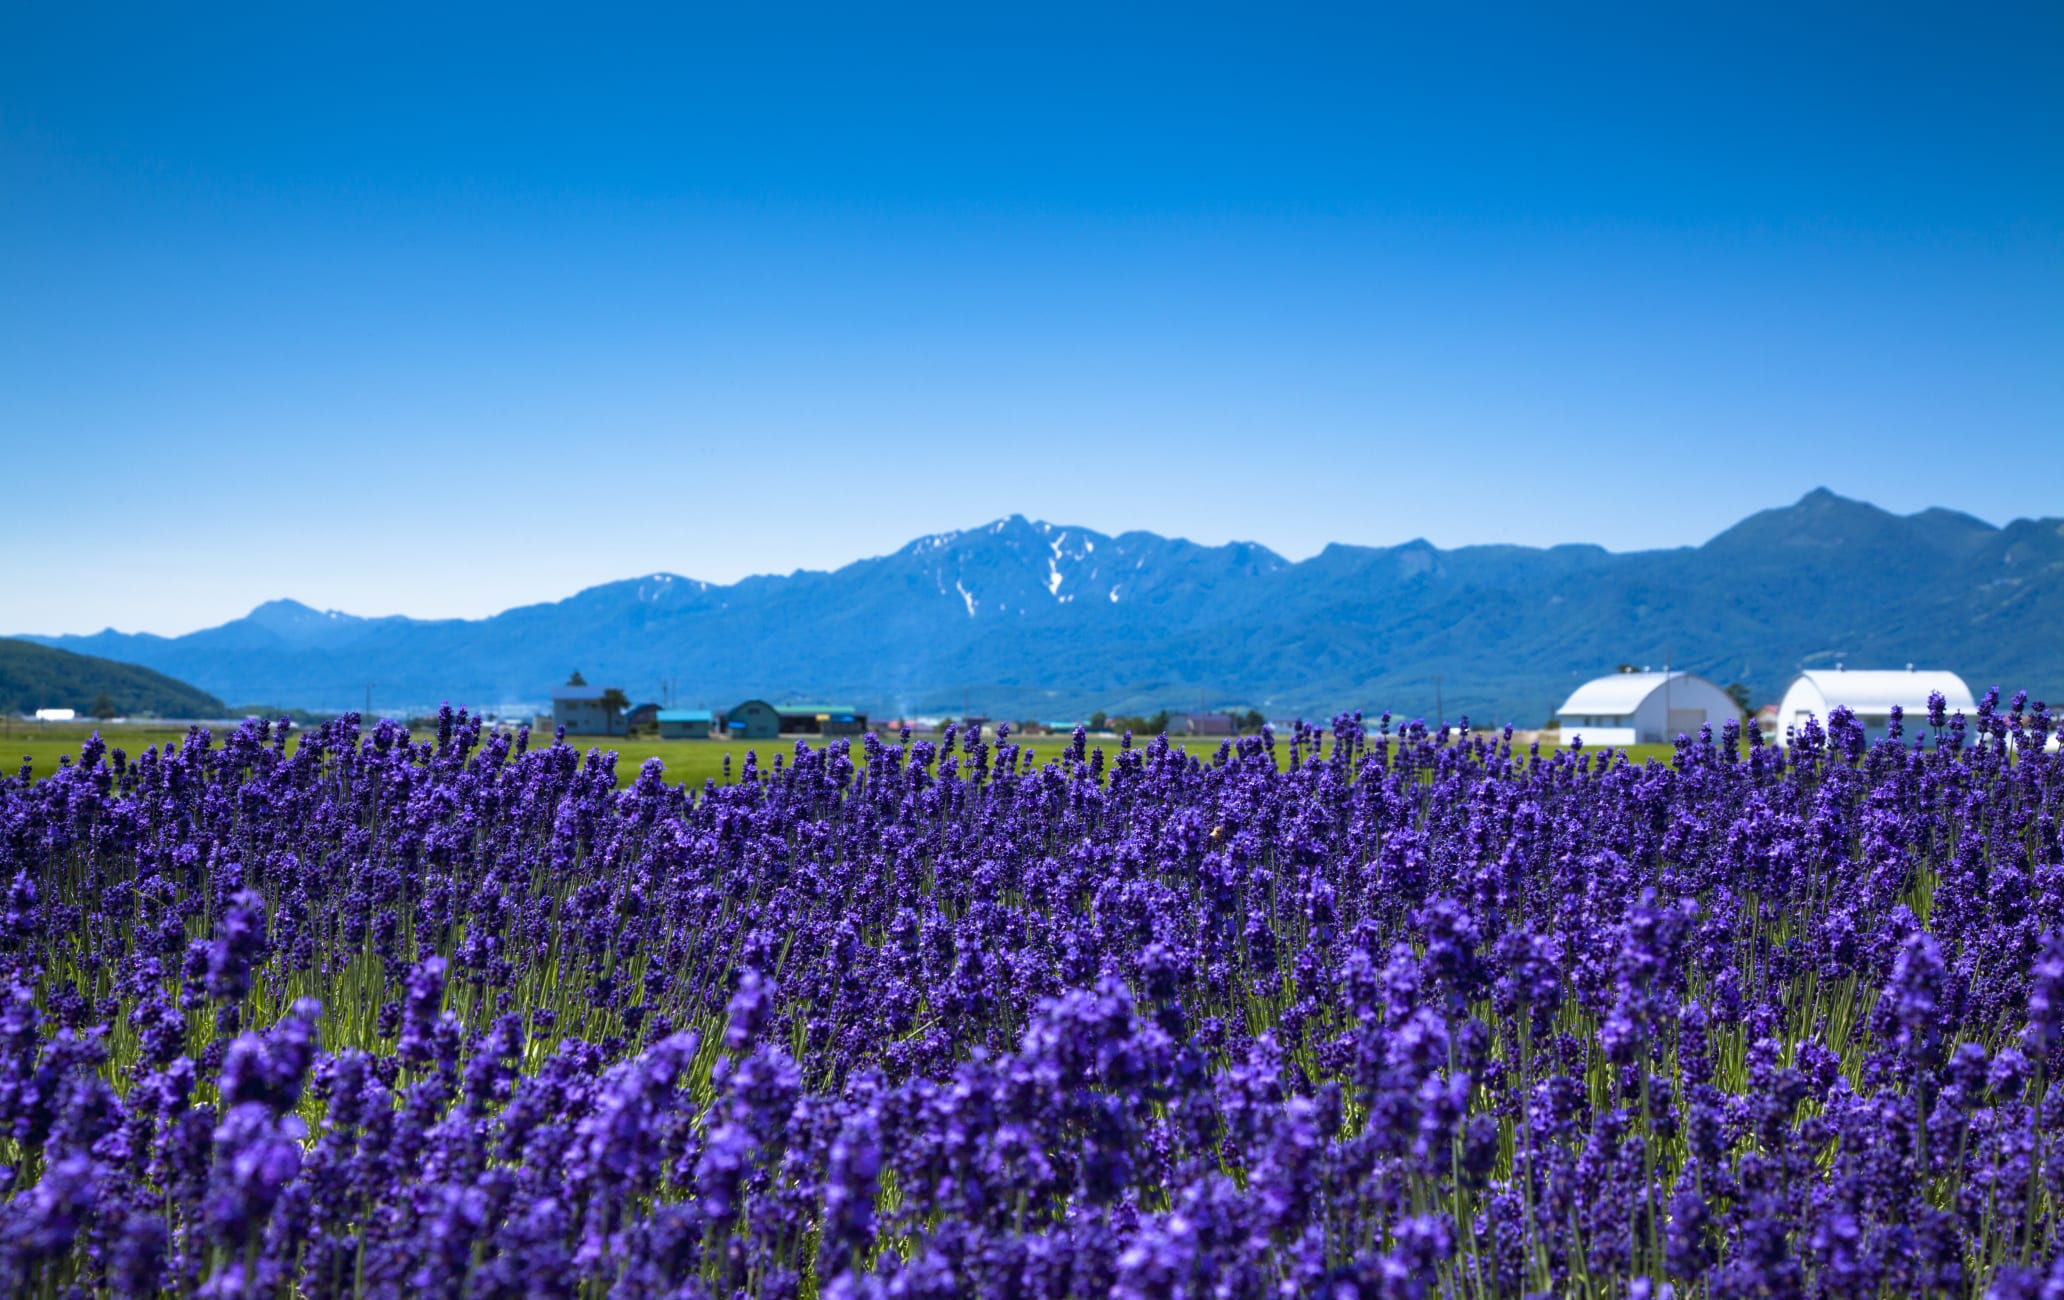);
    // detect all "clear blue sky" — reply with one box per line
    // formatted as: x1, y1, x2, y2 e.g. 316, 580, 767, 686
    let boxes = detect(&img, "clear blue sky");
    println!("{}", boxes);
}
3, 2, 2058, 635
